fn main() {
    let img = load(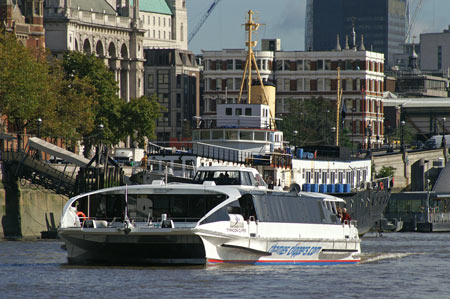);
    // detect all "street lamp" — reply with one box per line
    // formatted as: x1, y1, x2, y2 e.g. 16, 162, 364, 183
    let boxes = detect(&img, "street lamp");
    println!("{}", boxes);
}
351, 107, 356, 155
293, 130, 298, 147
367, 123, 372, 157
98, 124, 104, 165
35, 118, 42, 160
441, 117, 446, 148
36, 118, 42, 138
331, 126, 336, 145
400, 120, 406, 152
